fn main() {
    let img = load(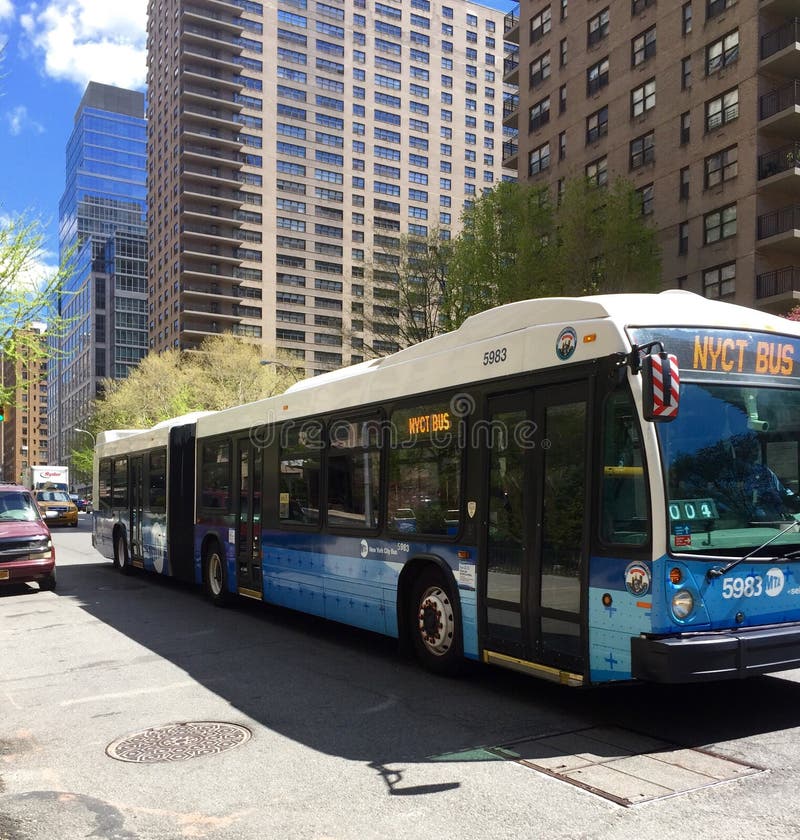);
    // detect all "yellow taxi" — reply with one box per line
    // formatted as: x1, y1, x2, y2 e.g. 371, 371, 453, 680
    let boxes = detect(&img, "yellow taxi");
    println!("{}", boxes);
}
34, 489, 79, 527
